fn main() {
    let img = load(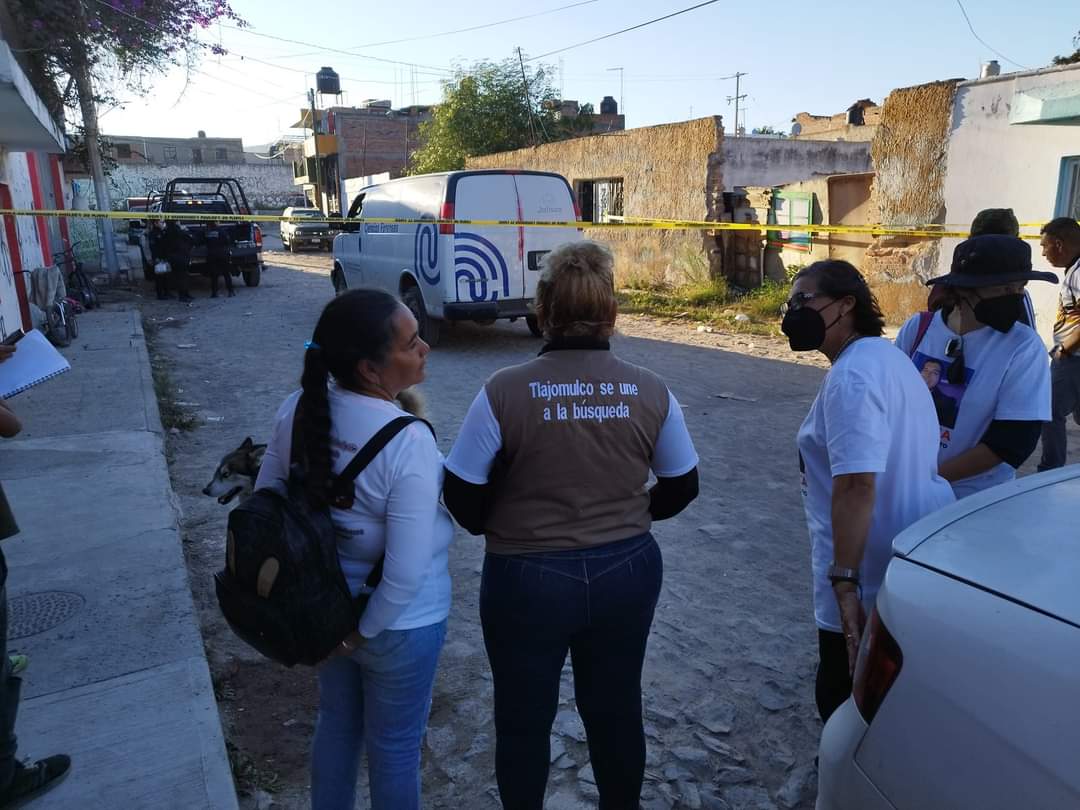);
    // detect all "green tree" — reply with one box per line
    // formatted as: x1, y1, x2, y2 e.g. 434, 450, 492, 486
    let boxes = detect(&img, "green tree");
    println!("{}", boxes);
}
410, 58, 560, 175
8, 0, 244, 272
1053, 30, 1080, 65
